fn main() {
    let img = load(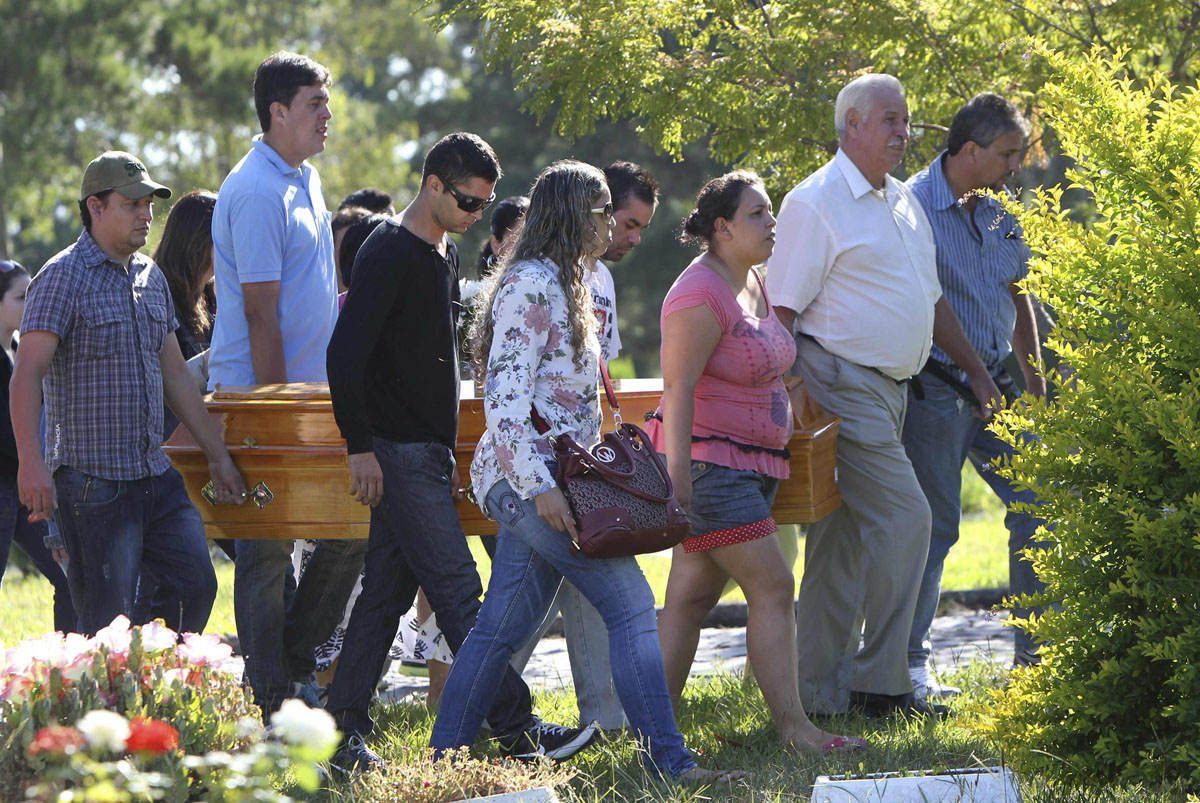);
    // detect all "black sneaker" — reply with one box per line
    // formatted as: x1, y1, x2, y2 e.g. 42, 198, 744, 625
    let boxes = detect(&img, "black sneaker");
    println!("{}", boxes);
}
498, 719, 599, 761
849, 690, 950, 720
329, 734, 386, 776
